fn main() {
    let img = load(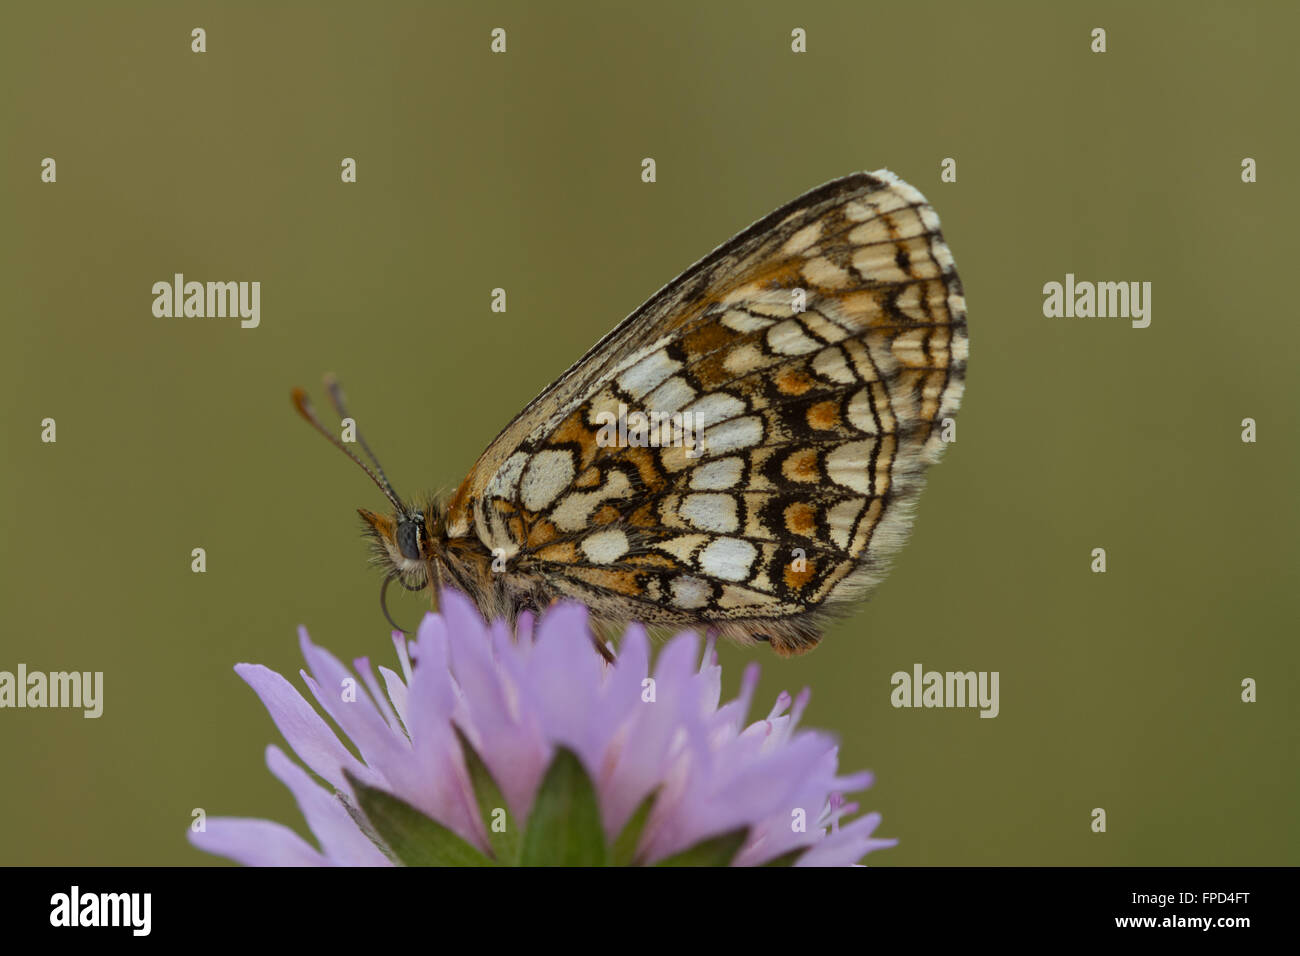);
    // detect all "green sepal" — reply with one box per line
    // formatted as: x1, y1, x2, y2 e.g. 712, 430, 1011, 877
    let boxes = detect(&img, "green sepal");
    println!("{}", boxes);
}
344, 770, 494, 867
518, 748, 609, 866
611, 789, 658, 866
655, 827, 749, 866
454, 725, 521, 865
